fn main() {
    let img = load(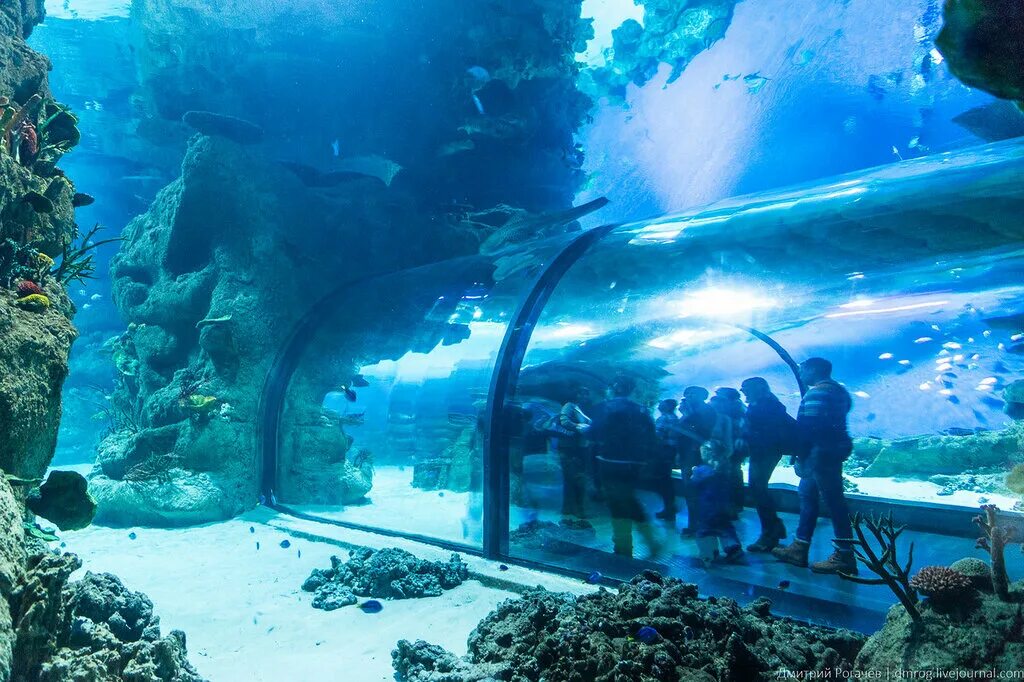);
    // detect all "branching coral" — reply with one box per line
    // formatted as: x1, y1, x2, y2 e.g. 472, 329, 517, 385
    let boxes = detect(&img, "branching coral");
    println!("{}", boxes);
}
124, 454, 183, 484
974, 504, 1018, 601
835, 513, 921, 623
